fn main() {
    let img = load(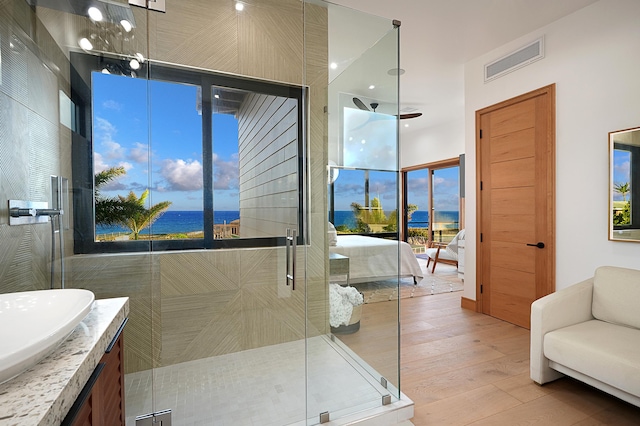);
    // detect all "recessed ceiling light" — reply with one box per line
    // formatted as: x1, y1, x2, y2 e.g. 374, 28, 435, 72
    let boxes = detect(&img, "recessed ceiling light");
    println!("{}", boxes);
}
404, 123, 409, 128
120, 19, 133, 32
214, 94, 220, 99
368, 85, 375, 90
87, 7, 103, 22
330, 62, 338, 70
235, 2, 244, 11
387, 68, 405, 76
78, 37, 93, 51
130, 59, 140, 70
